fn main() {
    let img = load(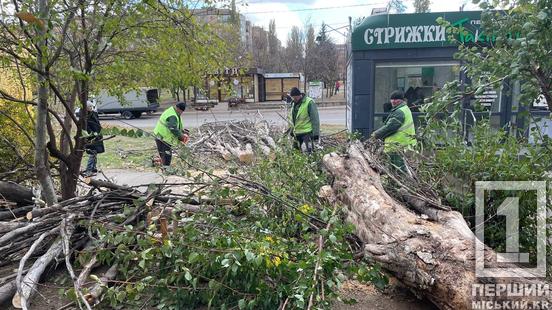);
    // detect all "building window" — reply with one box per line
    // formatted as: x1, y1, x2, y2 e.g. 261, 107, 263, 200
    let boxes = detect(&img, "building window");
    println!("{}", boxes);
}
374, 61, 461, 113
